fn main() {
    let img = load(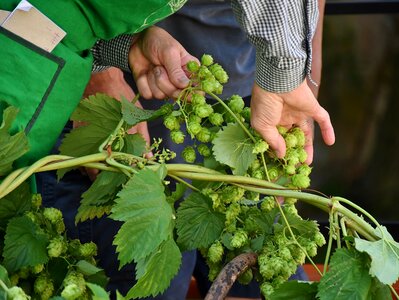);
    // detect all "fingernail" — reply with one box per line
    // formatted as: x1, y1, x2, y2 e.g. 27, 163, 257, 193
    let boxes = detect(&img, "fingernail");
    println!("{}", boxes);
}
179, 76, 189, 85
154, 67, 162, 77
172, 90, 181, 98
